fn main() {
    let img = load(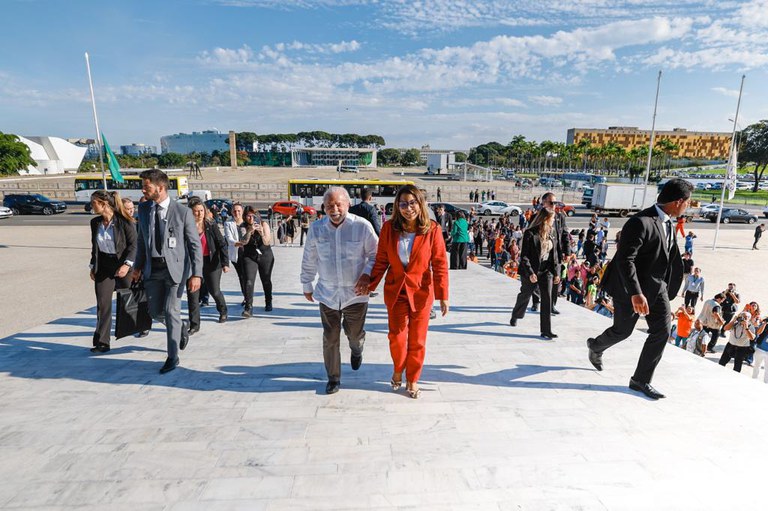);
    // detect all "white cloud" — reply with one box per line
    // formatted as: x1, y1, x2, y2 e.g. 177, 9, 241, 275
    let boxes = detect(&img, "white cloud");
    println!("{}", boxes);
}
529, 95, 563, 106
712, 87, 741, 98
